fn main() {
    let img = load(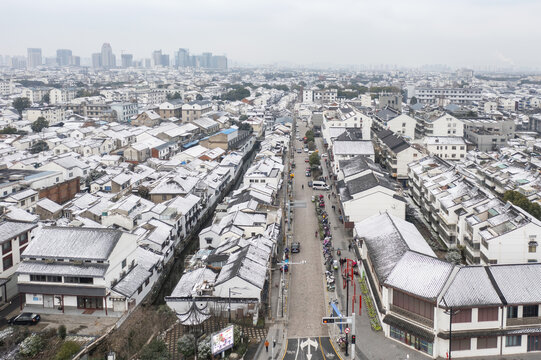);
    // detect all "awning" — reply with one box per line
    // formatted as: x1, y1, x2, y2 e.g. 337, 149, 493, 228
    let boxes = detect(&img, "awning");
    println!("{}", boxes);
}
383, 314, 435, 341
